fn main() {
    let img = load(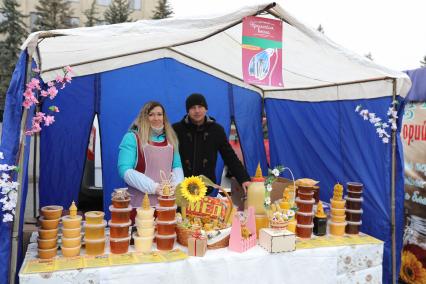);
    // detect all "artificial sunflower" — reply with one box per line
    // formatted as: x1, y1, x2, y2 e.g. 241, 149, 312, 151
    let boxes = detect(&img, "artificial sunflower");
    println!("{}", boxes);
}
180, 176, 207, 203
400, 250, 426, 284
